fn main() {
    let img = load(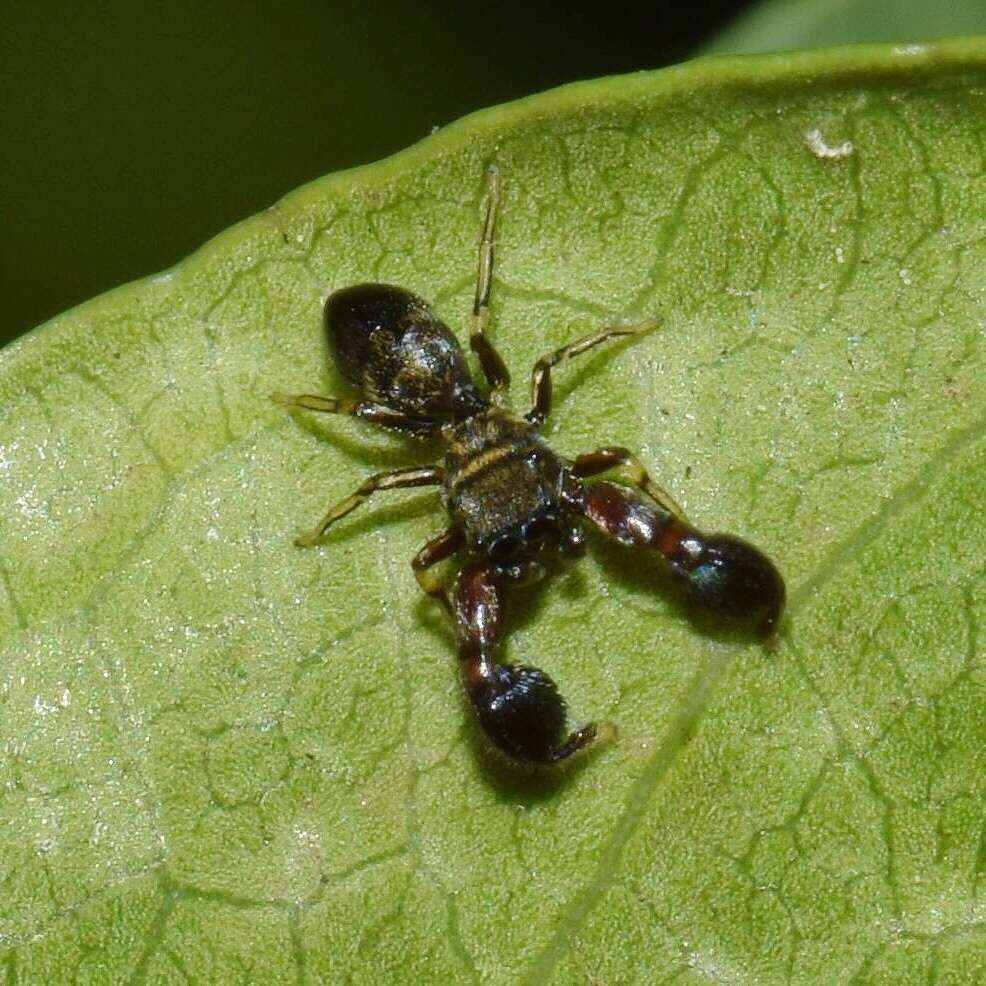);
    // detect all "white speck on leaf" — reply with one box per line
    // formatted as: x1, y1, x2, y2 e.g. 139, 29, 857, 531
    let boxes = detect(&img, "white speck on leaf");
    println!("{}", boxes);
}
32, 694, 59, 716
805, 128, 854, 159
15, 490, 47, 522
